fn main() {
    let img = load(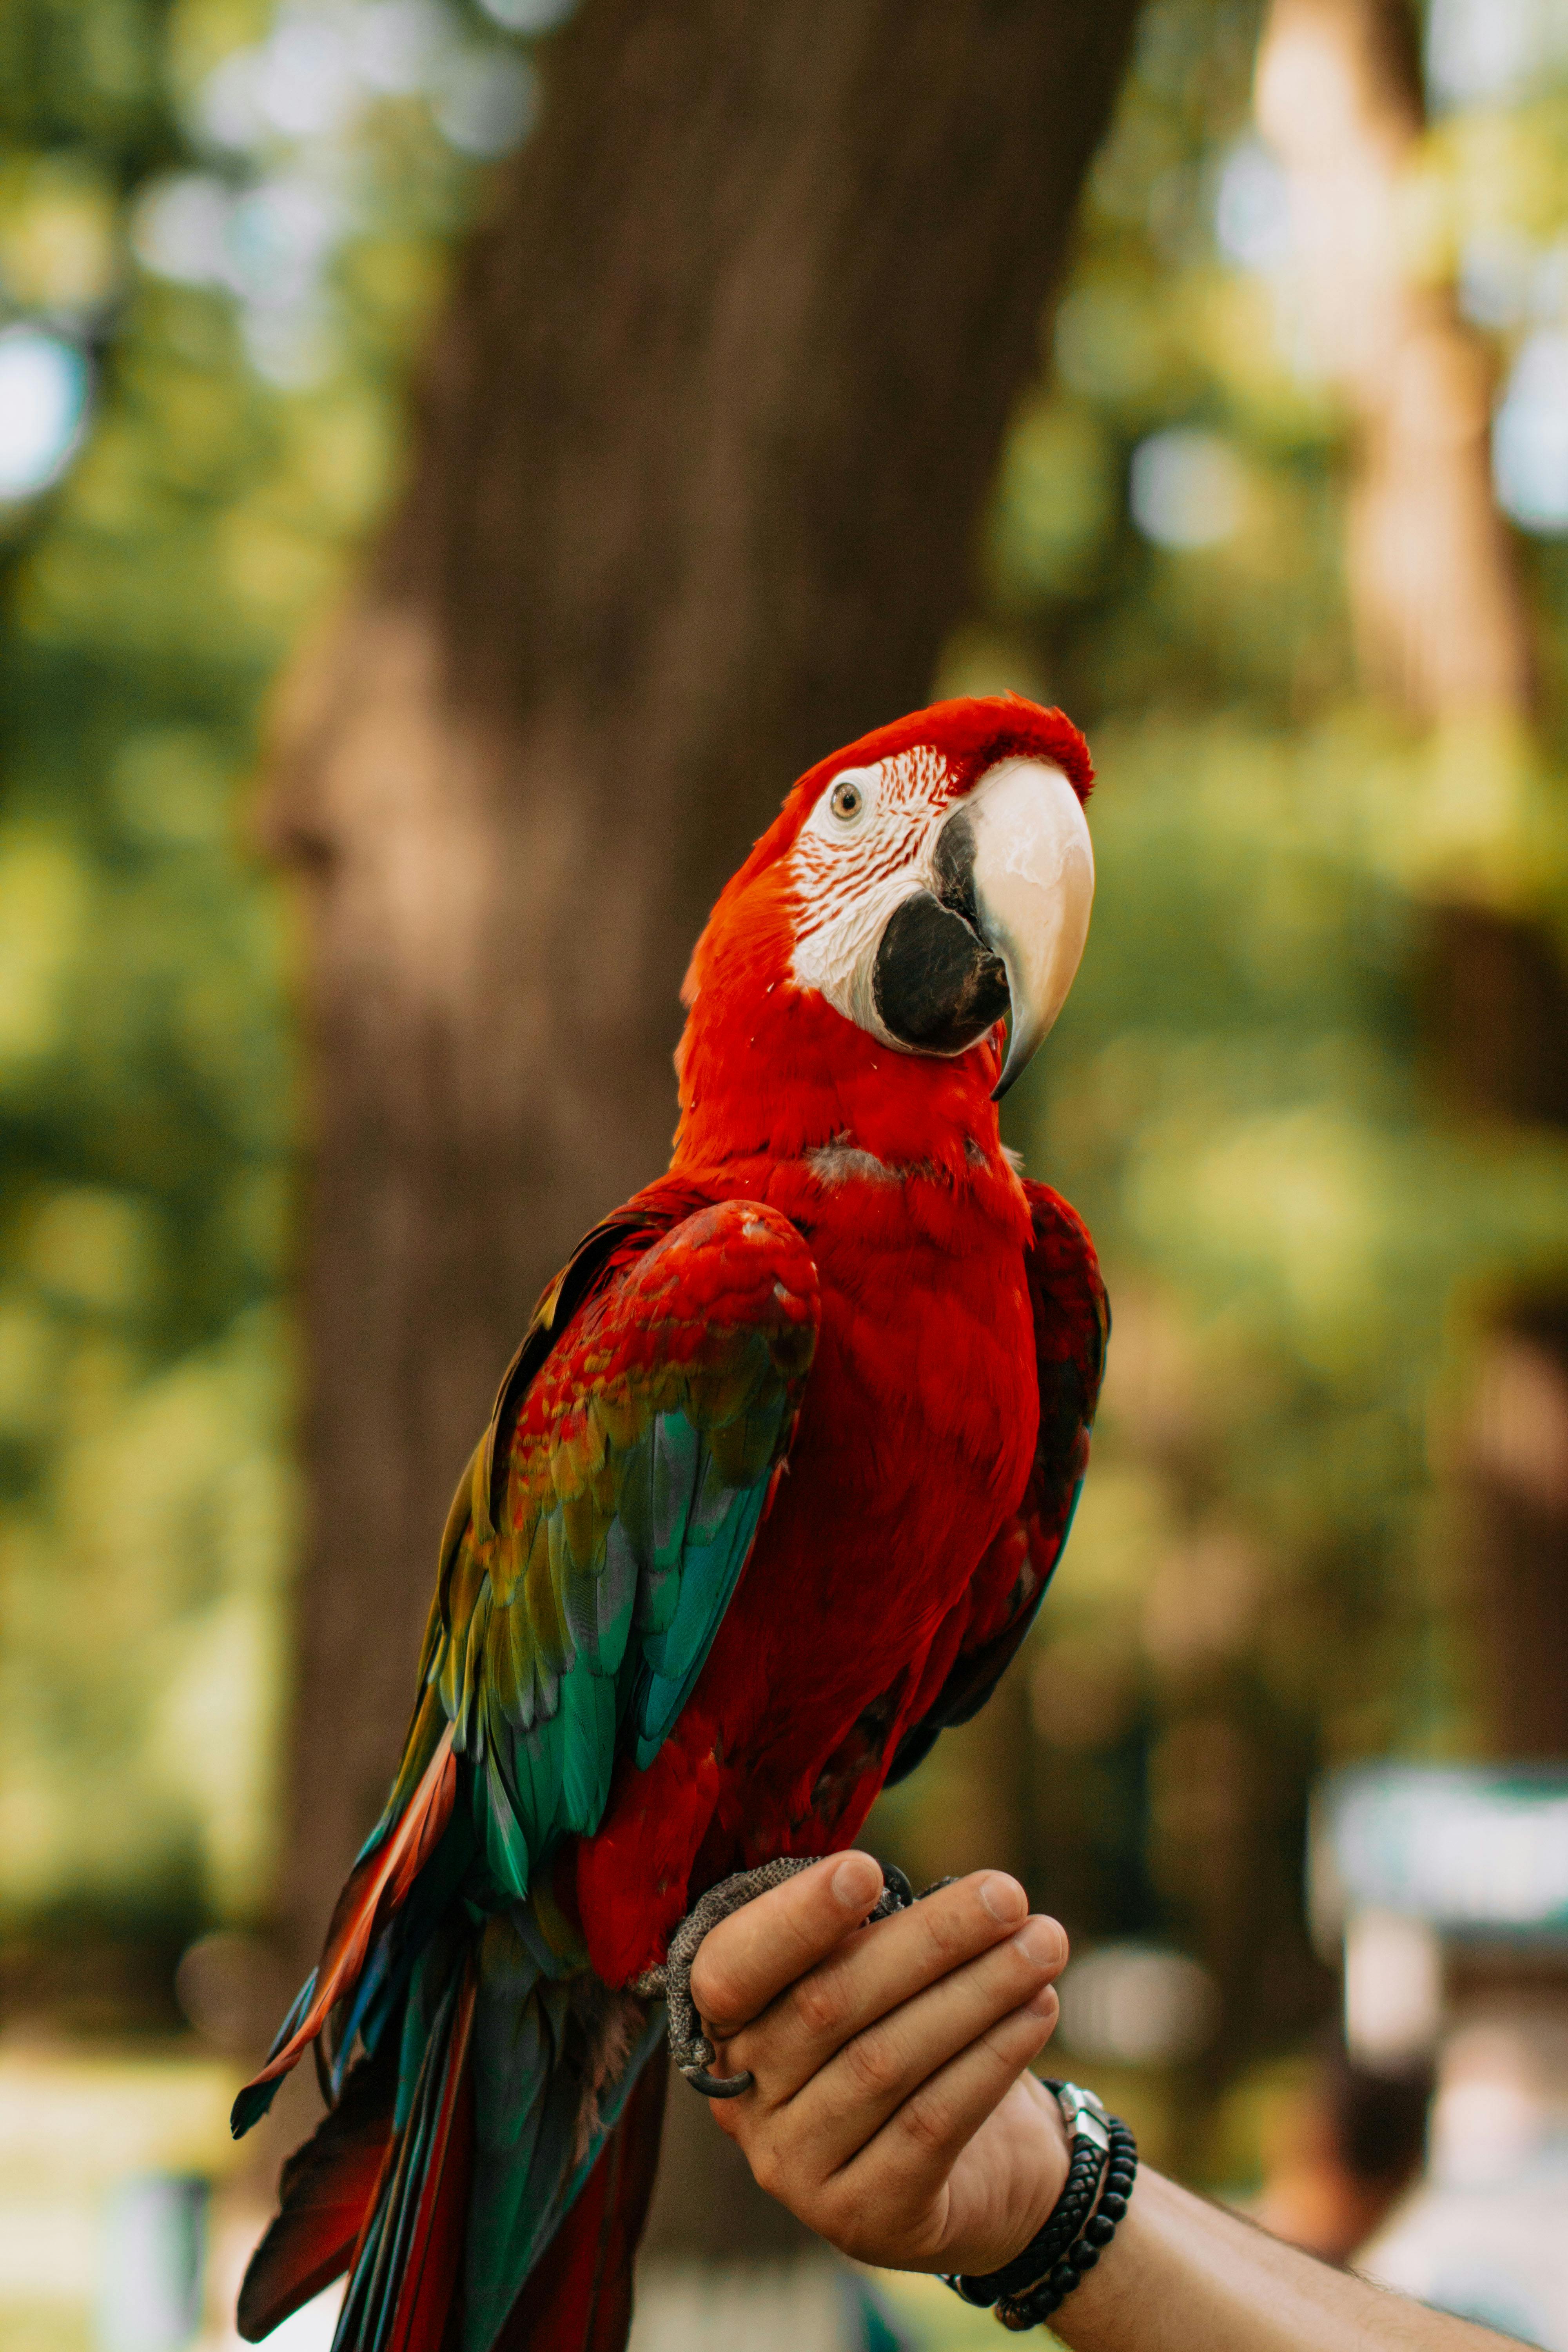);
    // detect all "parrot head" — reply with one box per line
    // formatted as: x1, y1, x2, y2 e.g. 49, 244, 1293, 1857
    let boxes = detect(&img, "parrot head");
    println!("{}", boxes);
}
675, 693, 1094, 1163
